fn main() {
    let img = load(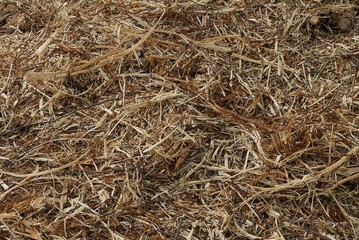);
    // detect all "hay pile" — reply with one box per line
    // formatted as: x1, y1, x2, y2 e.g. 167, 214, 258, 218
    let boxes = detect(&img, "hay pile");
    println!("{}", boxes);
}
1, 1, 358, 239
